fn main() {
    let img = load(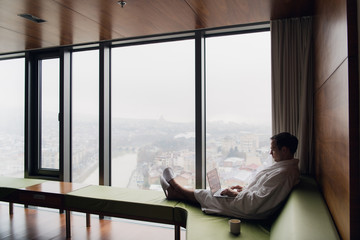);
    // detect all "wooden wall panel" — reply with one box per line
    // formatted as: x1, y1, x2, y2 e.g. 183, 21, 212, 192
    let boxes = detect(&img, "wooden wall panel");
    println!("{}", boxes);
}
314, 60, 350, 239
313, 0, 360, 238
314, 0, 348, 90
270, 0, 314, 20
